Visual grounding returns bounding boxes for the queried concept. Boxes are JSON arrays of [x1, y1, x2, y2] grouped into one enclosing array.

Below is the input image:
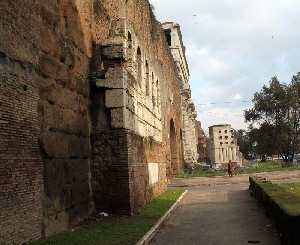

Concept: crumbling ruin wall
[[90, 5, 184, 213], [36, 0, 94, 238], [1, 0, 95, 243], [0, 0, 44, 244], [0, 0, 185, 243]]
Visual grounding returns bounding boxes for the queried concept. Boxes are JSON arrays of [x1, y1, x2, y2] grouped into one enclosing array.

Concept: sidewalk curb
[[136, 190, 189, 245]]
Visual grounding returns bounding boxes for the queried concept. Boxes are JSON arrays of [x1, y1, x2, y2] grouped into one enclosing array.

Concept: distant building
[[209, 124, 243, 167]]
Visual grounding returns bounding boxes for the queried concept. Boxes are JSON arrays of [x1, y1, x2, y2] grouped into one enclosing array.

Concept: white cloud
[[233, 94, 241, 100], [150, 0, 300, 130]]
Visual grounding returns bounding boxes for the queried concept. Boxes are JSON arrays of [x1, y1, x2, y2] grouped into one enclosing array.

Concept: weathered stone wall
[[90, 4, 184, 213], [162, 22, 200, 172], [0, 0, 186, 243], [1, 0, 94, 242], [37, 0, 94, 237], [0, 0, 43, 244]]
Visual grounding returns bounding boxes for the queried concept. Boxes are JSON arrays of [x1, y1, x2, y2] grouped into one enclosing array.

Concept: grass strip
[[137, 190, 185, 218], [31, 190, 185, 245], [31, 221, 155, 245], [175, 161, 300, 178]]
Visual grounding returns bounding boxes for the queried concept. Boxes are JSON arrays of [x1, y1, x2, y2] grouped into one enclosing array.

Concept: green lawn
[[274, 182, 300, 216], [175, 161, 300, 178], [31, 221, 155, 245], [31, 190, 185, 245]]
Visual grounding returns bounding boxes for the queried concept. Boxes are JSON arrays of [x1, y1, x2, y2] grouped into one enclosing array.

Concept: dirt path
[[150, 171, 300, 245]]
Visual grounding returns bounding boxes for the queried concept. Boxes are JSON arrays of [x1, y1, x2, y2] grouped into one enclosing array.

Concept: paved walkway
[[149, 170, 300, 245]]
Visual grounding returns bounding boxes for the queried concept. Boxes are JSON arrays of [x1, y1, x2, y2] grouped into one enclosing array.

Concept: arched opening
[[137, 47, 142, 86], [180, 129, 185, 171], [127, 31, 132, 41], [145, 61, 149, 95], [170, 119, 179, 174]]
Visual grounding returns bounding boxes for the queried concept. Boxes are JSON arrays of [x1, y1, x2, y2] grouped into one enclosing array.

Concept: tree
[[244, 74, 300, 163], [236, 129, 253, 160]]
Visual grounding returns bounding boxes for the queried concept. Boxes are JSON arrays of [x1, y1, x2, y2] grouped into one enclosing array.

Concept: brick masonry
[[0, 0, 197, 244], [0, 51, 43, 243]]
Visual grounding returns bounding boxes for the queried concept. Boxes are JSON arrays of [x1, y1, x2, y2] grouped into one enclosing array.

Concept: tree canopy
[[244, 73, 300, 162]]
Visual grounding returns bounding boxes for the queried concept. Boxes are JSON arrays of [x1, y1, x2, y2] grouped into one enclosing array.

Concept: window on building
[[225, 136, 228, 140], [137, 47, 142, 86], [224, 130, 228, 133], [164, 29, 171, 46], [127, 31, 132, 41], [219, 136, 222, 140], [146, 61, 149, 95]]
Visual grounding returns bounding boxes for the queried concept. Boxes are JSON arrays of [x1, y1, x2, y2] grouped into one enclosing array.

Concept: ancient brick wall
[[128, 133, 168, 214], [1, 0, 95, 243], [1, 0, 186, 243], [90, 1, 185, 213], [0, 0, 43, 244]]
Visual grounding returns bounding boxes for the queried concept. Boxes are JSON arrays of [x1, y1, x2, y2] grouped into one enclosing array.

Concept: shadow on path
[[150, 181, 283, 245]]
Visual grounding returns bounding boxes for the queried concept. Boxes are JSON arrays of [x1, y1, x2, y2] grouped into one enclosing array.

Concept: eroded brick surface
[[0, 0, 203, 244]]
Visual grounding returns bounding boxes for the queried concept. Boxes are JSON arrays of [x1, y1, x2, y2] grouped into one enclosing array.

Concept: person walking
[[228, 160, 234, 177]]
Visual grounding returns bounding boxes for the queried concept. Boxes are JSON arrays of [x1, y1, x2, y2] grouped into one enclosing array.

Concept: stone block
[[111, 107, 124, 128], [106, 89, 126, 108], [38, 54, 61, 79], [95, 67, 128, 89], [55, 87, 80, 111], [37, 101, 90, 137], [110, 18, 126, 35], [43, 159, 65, 197], [110, 107, 136, 130], [76, 95, 89, 115], [126, 94, 135, 112], [68, 137, 91, 158], [96, 77, 125, 89], [40, 24, 56, 55], [35, 76, 59, 104], [40, 132, 74, 159], [105, 67, 127, 79], [38, 54, 69, 81], [43, 210, 68, 237], [102, 45, 125, 60], [70, 75, 90, 97], [66, 20, 85, 53], [72, 47, 89, 76], [57, 36, 75, 69]]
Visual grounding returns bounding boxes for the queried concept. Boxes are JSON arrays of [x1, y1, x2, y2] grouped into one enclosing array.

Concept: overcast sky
[[149, 0, 300, 133]]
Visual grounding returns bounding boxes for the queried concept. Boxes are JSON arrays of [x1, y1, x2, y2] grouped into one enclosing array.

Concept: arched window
[[145, 61, 149, 95], [170, 119, 178, 171], [137, 47, 142, 86], [127, 31, 132, 41]]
